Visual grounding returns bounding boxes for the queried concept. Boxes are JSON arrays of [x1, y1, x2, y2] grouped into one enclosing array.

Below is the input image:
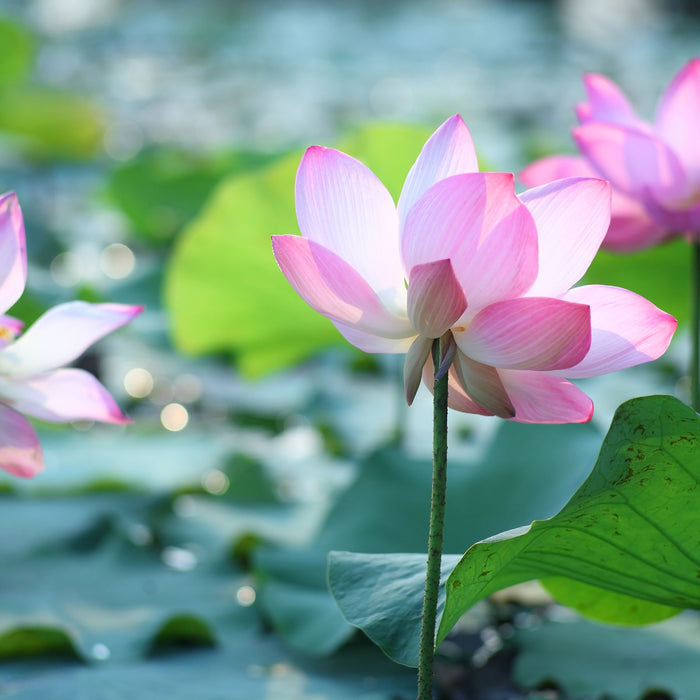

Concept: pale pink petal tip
[[500, 370, 594, 424], [0, 301, 145, 377], [557, 285, 677, 378], [397, 114, 478, 226], [578, 73, 640, 127], [0, 448, 44, 478], [520, 176, 611, 297], [106, 408, 132, 425], [93, 385, 132, 425], [0, 368, 131, 426], [0, 191, 28, 315], [83, 302, 145, 331], [655, 57, 700, 185], [294, 145, 402, 295], [113, 303, 145, 321]]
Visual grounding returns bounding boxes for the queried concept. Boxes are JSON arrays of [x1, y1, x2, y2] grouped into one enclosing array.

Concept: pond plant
[[2, 25, 700, 694], [271, 112, 694, 697], [0, 191, 142, 477], [522, 57, 700, 412]]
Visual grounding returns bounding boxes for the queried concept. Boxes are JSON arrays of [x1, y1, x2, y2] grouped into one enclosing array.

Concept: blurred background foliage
[[0, 1, 699, 698]]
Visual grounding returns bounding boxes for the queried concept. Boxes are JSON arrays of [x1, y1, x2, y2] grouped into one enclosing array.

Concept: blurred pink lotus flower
[[521, 58, 700, 251], [0, 192, 143, 477], [272, 115, 676, 424]]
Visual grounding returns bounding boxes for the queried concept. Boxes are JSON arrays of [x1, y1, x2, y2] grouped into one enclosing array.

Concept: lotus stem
[[417, 338, 449, 700]]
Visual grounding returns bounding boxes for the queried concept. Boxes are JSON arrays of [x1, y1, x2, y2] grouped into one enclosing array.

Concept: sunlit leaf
[[0, 87, 103, 159], [0, 18, 34, 88], [438, 395, 699, 641], [106, 148, 276, 245], [540, 577, 680, 626], [164, 150, 341, 376], [164, 123, 432, 377]]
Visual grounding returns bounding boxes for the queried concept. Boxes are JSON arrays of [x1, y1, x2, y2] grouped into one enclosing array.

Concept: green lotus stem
[[417, 338, 449, 700], [692, 239, 700, 413]]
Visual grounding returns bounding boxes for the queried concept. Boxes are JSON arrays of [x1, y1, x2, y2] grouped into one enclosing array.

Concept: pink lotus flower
[[272, 115, 676, 424], [0, 192, 143, 477], [521, 59, 700, 251]]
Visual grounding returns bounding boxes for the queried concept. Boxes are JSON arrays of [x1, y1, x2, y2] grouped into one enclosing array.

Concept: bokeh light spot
[[161, 403, 188, 431], [161, 546, 197, 572], [236, 585, 256, 607], [91, 643, 111, 661], [50, 251, 82, 287], [202, 469, 229, 495], [100, 243, 135, 279], [124, 368, 154, 398]]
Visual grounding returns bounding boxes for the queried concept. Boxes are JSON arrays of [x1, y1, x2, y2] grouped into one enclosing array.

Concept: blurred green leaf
[[0, 18, 34, 88], [0, 626, 80, 660], [254, 548, 353, 656], [164, 123, 432, 377], [0, 638, 415, 699], [222, 454, 280, 504], [148, 615, 216, 655], [0, 493, 146, 558], [0, 87, 103, 159], [583, 238, 689, 326], [0, 488, 414, 698], [106, 149, 276, 246], [0, 494, 252, 662], [514, 615, 700, 700], [164, 150, 340, 376], [255, 419, 601, 656]]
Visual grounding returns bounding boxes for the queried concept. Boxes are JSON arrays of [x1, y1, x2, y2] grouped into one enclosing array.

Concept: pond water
[[5, 0, 700, 160]]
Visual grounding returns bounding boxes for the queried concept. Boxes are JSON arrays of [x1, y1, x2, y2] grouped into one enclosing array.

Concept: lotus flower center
[[0, 325, 17, 345]]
